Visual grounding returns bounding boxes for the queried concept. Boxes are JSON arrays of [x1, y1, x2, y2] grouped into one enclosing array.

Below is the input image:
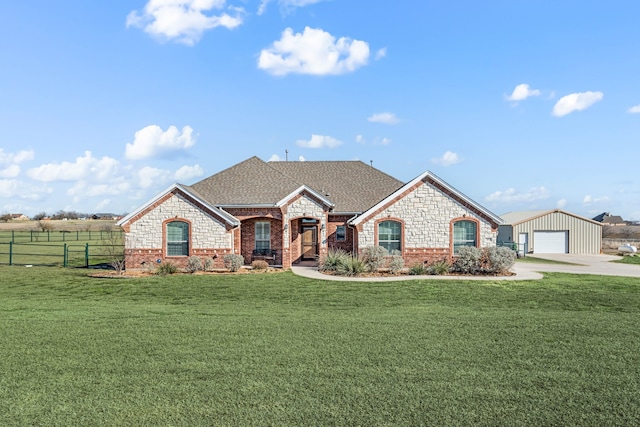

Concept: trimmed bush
[[223, 254, 245, 272], [203, 257, 214, 271], [388, 255, 405, 274], [155, 262, 178, 276], [360, 246, 388, 272], [485, 246, 516, 274], [251, 260, 269, 270], [453, 246, 482, 274], [185, 256, 203, 273], [319, 248, 350, 272]]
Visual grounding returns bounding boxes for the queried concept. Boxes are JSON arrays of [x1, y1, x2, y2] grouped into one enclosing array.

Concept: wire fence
[[0, 229, 123, 243], [0, 242, 124, 268]]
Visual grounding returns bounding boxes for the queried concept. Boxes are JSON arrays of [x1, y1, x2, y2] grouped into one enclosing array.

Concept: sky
[[2, 1, 640, 220]]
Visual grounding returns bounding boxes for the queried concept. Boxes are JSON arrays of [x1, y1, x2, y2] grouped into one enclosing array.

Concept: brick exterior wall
[[327, 215, 354, 253]]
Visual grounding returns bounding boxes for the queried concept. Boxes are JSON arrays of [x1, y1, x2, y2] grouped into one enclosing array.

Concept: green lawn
[[614, 255, 640, 265], [1, 268, 639, 426]]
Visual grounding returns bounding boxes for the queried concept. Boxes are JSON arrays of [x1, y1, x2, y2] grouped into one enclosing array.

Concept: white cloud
[[379, 137, 392, 146], [485, 187, 550, 203], [138, 166, 173, 189], [368, 112, 399, 125], [0, 165, 20, 178], [258, 0, 323, 15], [557, 199, 567, 209], [552, 91, 603, 117], [268, 154, 282, 161], [125, 125, 196, 160], [296, 134, 343, 149], [375, 48, 387, 60], [95, 199, 112, 211], [0, 179, 52, 200], [0, 149, 34, 165], [583, 194, 609, 205], [258, 27, 370, 76], [506, 83, 541, 102], [431, 151, 461, 166], [68, 181, 131, 198], [628, 105, 640, 113], [355, 135, 365, 144], [126, 0, 244, 46], [27, 151, 120, 182], [174, 164, 204, 181]]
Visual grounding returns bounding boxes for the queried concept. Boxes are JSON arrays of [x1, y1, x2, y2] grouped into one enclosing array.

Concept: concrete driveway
[[515, 254, 640, 278]]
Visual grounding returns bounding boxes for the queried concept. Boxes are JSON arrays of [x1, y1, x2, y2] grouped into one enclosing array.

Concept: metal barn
[[498, 209, 602, 254]]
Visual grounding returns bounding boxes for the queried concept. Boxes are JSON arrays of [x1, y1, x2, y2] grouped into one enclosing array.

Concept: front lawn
[[614, 255, 640, 265], [1, 267, 639, 426]]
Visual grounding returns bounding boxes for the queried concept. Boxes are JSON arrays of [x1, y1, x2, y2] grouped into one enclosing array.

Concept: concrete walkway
[[290, 254, 640, 282]]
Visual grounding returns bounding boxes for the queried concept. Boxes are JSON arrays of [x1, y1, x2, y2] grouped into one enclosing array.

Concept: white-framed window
[[453, 220, 477, 254], [336, 225, 346, 241], [255, 221, 270, 250], [378, 220, 401, 253], [166, 220, 189, 256]]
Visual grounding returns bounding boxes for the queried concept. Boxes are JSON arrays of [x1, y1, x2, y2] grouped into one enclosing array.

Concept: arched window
[[453, 220, 477, 254], [378, 220, 401, 253], [166, 221, 189, 256]]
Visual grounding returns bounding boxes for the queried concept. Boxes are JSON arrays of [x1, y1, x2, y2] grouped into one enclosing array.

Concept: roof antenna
[[370, 160, 373, 167], [285, 149, 288, 161]]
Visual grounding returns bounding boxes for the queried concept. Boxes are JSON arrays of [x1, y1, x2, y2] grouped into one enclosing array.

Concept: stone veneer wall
[[124, 193, 232, 268], [284, 193, 327, 247], [358, 180, 496, 262]]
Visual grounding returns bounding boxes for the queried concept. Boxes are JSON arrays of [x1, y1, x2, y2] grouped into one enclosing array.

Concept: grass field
[[1, 268, 639, 426]]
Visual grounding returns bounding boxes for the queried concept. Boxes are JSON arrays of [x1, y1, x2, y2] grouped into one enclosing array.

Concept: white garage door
[[533, 231, 568, 253]]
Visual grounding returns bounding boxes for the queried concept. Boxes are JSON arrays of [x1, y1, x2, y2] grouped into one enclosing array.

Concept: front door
[[301, 226, 318, 261]]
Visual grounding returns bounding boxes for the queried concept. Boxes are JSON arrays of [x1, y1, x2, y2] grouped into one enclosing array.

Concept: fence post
[[77, 230, 79, 241], [31, 230, 33, 242], [48, 231, 50, 242], [9, 241, 12, 266], [85, 243, 89, 268], [11, 230, 14, 243], [63, 243, 67, 268]]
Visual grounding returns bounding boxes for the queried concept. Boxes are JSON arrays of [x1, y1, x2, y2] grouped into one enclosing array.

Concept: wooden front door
[[301, 226, 318, 260]]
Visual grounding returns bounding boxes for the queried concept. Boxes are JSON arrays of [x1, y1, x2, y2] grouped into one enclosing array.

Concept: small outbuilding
[[498, 209, 602, 254]]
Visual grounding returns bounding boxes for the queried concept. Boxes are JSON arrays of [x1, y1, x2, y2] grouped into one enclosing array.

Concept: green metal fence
[[0, 242, 124, 268], [0, 230, 123, 243]]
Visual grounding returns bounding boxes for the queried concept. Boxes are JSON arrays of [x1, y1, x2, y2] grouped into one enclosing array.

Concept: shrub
[[155, 262, 178, 276], [429, 259, 451, 275], [319, 248, 350, 272], [409, 263, 428, 275], [485, 246, 516, 274], [203, 257, 214, 271], [185, 256, 203, 273], [388, 255, 405, 274], [223, 254, 245, 272], [360, 246, 388, 272], [453, 246, 482, 274], [251, 260, 269, 270], [336, 255, 366, 276]]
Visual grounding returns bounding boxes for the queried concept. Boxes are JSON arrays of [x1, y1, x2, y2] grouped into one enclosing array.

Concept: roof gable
[[117, 183, 240, 228], [350, 170, 503, 226], [500, 209, 602, 226]]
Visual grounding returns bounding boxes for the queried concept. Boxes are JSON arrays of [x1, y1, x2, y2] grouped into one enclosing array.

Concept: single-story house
[[592, 212, 627, 226], [117, 156, 503, 269], [498, 209, 602, 254], [10, 214, 29, 221]]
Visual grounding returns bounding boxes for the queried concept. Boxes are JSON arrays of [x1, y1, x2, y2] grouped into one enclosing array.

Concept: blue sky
[[2, 1, 640, 220]]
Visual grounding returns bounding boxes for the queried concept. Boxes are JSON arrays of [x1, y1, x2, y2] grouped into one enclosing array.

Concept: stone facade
[[124, 192, 233, 269], [356, 179, 496, 264]]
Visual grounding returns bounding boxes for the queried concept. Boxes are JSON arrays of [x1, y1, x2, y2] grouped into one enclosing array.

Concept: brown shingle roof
[[187, 156, 403, 213], [188, 156, 301, 206], [268, 160, 403, 213]]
